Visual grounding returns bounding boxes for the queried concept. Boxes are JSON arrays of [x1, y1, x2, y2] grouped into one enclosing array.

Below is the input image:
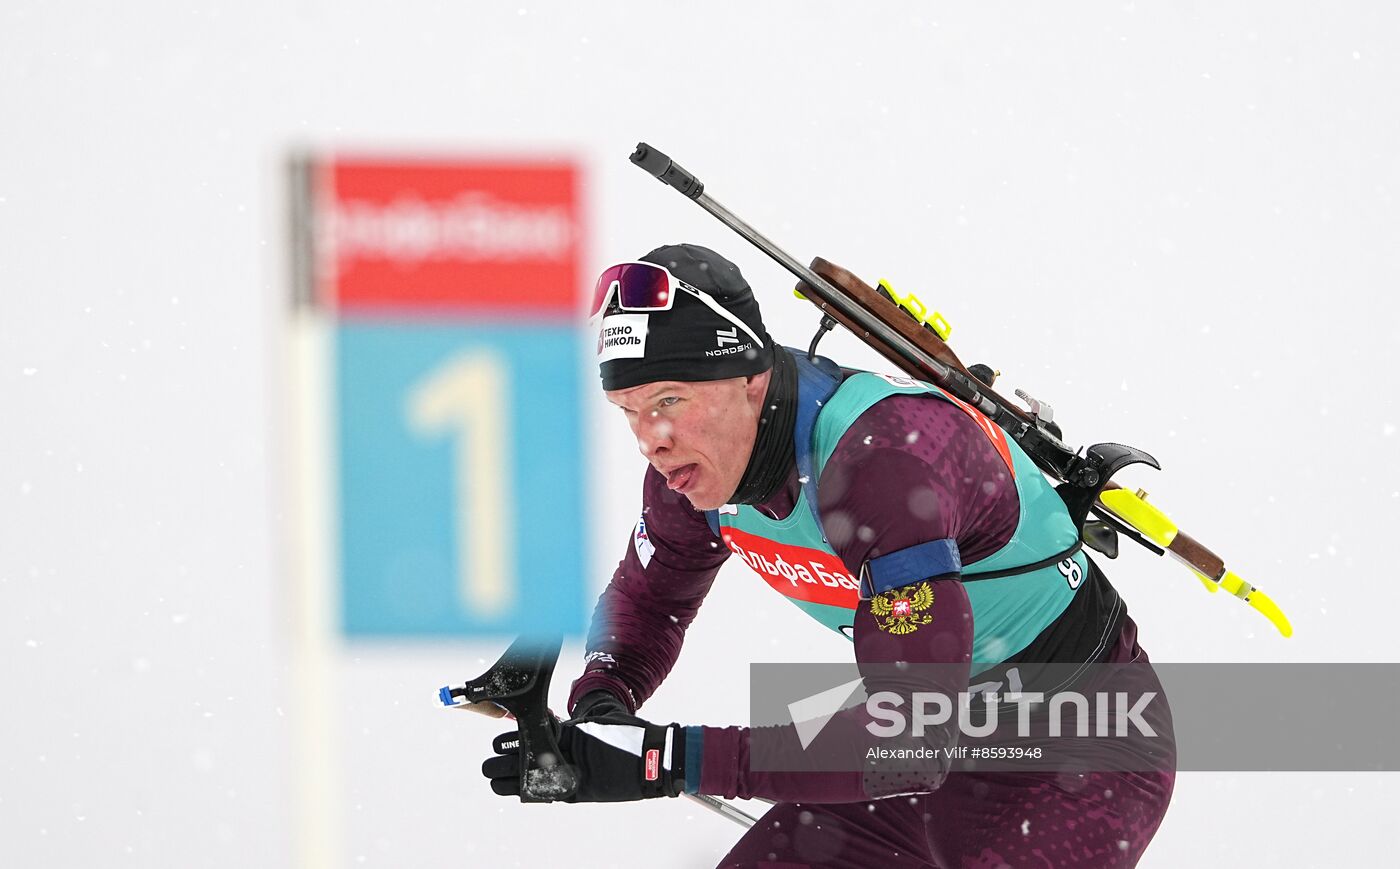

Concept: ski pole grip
[[631, 142, 705, 199]]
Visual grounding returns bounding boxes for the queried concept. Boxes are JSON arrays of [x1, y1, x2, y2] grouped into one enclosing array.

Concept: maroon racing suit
[[571, 392, 1175, 867]]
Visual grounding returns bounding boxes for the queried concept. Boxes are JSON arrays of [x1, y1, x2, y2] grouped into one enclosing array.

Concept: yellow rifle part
[[794, 278, 951, 341], [1096, 488, 1293, 638], [877, 279, 952, 341]]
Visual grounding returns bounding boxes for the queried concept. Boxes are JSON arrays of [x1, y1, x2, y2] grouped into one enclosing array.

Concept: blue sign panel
[[336, 321, 587, 636]]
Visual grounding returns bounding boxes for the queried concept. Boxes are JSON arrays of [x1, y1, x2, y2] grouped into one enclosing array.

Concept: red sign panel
[[317, 158, 581, 315]]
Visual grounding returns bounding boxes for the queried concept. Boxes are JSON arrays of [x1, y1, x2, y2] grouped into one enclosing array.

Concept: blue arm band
[[860, 538, 962, 598], [683, 726, 703, 794]]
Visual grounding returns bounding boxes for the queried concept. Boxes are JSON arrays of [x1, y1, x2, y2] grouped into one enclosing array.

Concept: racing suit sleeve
[[568, 465, 730, 714]]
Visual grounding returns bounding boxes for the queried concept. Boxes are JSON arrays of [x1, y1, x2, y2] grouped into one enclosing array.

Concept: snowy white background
[[3, 1, 1398, 866]]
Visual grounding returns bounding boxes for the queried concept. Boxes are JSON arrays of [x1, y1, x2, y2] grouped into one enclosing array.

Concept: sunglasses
[[591, 261, 765, 350]]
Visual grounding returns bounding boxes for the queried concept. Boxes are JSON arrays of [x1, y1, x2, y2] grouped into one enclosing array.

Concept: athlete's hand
[[482, 708, 689, 803], [570, 689, 630, 721]]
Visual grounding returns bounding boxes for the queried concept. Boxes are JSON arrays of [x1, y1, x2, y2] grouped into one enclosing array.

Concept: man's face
[[605, 372, 771, 511]]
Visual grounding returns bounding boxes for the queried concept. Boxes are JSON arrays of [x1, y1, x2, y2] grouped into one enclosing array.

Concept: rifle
[[628, 142, 1291, 638]]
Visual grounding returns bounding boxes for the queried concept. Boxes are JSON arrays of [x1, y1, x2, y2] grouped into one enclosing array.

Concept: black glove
[[482, 708, 689, 802], [570, 689, 630, 721]]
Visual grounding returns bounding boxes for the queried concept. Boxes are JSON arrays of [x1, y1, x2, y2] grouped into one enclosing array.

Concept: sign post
[[286, 154, 588, 866]]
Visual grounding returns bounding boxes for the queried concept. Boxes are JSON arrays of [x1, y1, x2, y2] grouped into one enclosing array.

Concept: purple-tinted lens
[[590, 264, 624, 316], [591, 262, 672, 316]]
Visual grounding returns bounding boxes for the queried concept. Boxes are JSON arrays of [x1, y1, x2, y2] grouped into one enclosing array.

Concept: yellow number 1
[[408, 351, 515, 619]]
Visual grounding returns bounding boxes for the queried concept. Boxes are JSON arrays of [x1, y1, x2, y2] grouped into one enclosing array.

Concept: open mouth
[[665, 463, 699, 494]]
